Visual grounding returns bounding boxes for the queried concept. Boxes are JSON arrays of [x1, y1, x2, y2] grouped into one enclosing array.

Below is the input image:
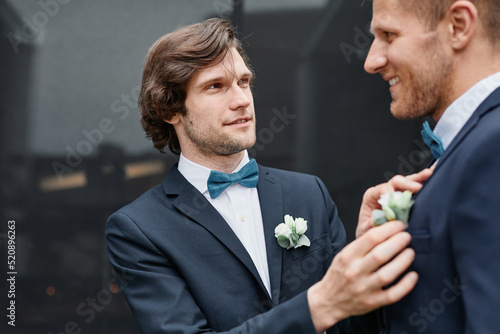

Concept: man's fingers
[[342, 221, 407, 259], [368, 247, 415, 288], [388, 175, 422, 193], [389, 168, 433, 193], [371, 271, 419, 308], [360, 230, 412, 273], [362, 184, 391, 204], [406, 167, 434, 182], [355, 217, 375, 239]]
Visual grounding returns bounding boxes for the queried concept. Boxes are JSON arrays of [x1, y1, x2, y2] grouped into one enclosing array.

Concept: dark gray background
[[0, 0, 430, 333]]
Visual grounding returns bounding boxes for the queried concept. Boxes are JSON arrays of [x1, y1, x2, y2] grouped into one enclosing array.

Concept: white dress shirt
[[177, 151, 271, 297], [434, 71, 500, 150]]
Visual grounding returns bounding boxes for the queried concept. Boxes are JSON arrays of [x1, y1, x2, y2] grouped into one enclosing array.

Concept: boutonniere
[[372, 190, 414, 227], [274, 214, 311, 249]]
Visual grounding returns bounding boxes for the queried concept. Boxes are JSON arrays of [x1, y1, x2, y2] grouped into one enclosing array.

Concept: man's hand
[[308, 221, 417, 333], [357, 167, 434, 238]]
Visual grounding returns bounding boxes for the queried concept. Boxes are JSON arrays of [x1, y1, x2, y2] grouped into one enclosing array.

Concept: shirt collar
[[434, 71, 500, 150], [177, 150, 251, 195]]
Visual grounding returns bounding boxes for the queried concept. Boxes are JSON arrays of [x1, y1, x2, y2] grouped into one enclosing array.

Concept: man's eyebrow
[[369, 24, 389, 37], [198, 75, 226, 86], [196, 71, 253, 89], [196, 76, 226, 89]]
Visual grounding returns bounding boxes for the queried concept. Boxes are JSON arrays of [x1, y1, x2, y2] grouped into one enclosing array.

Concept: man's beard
[[182, 116, 256, 157], [391, 46, 455, 120]]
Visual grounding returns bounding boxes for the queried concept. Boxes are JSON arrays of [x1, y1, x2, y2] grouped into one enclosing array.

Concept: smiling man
[[361, 0, 500, 332], [106, 18, 430, 333]]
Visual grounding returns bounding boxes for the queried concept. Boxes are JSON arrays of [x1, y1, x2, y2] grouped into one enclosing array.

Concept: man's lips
[[385, 76, 400, 95], [225, 117, 252, 126], [382, 75, 401, 98], [388, 76, 400, 86]]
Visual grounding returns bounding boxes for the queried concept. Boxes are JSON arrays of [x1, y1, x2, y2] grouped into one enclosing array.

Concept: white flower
[[294, 217, 308, 235], [372, 190, 414, 227], [275, 215, 310, 249], [274, 223, 292, 238], [283, 214, 295, 228]]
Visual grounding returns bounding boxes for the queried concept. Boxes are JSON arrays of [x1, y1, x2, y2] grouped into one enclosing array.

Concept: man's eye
[[239, 78, 250, 86], [384, 31, 395, 40], [208, 83, 222, 89]]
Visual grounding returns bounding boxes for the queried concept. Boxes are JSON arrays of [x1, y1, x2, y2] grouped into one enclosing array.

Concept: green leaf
[[277, 235, 292, 249], [372, 209, 388, 226], [393, 207, 410, 227], [297, 234, 311, 248]]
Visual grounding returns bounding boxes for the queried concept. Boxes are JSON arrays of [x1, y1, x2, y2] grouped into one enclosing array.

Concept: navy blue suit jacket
[[106, 164, 347, 333], [374, 87, 500, 333]]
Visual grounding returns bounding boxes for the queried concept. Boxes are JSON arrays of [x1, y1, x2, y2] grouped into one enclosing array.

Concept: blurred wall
[[0, 0, 431, 333]]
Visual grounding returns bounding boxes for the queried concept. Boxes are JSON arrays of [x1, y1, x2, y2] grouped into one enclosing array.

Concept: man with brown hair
[[360, 0, 500, 332], [106, 18, 429, 333]]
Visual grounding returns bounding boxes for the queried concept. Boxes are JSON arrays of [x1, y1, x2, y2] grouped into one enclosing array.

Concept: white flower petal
[[378, 193, 390, 207], [295, 217, 308, 235], [284, 214, 295, 229], [274, 223, 292, 237], [372, 209, 388, 226]]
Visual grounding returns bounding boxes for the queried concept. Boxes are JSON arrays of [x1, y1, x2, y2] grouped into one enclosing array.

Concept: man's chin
[[237, 135, 256, 151], [218, 139, 256, 157], [390, 109, 409, 120], [390, 104, 407, 120], [390, 102, 423, 121]]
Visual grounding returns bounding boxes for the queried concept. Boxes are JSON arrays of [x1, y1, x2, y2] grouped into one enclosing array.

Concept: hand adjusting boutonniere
[[274, 214, 311, 249], [372, 190, 414, 227]]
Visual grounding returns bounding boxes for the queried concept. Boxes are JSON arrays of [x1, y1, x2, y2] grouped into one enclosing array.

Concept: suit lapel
[[257, 166, 284, 306], [414, 87, 500, 205], [162, 165, 270, 299], [436, 87, 500, 168]]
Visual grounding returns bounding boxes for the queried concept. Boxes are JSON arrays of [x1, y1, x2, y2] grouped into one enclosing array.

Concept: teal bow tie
[[207, 159, 259, 199], [421, 121, 445, 160]]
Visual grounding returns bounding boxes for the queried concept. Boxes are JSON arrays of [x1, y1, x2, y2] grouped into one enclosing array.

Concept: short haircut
[[401, 0, 500, 47], [139, 18, 252, 154]]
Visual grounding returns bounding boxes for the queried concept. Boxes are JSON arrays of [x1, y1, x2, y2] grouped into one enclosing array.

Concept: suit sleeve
[[313, 176, 359, 334], [449, 126, 500, 332], [312, 176, 380, 334], [106, 211, 319, 334], [314, 176, 347, 257]]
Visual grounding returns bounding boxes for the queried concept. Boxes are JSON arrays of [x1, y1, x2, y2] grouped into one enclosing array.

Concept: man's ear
[[159, 112, 181, 125], [446, 0, 478, 50]]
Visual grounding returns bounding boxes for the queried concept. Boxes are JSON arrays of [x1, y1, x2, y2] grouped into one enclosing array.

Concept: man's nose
[[229, 84, 251, 110], [364, 40, 387, 74]]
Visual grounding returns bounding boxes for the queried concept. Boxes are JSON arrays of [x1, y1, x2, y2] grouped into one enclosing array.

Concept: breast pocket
[[409, 230, 432, 253], [281, 233, 334, 294], [290, 233, 332, 261]]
